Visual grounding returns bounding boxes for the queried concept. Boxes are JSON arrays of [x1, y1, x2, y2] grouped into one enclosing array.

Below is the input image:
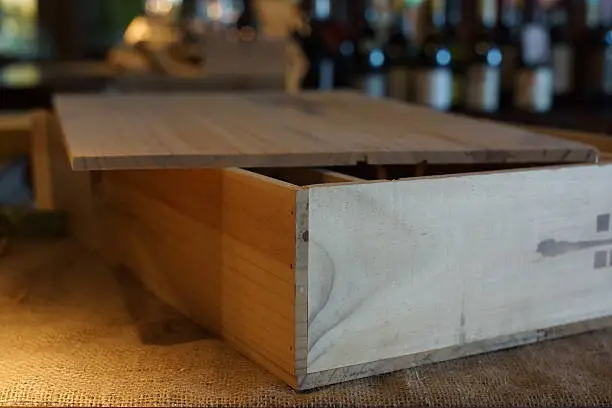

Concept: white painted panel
[[307, 164, 612, 373]]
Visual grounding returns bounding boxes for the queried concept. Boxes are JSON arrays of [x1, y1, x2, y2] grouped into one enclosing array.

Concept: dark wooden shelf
[[2, 61, 612, 138]]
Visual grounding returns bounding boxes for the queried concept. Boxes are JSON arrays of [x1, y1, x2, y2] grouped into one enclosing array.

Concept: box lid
[[53, 91, 598, 171]]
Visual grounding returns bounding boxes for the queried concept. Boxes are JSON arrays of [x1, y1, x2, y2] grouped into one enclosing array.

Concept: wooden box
[[45, 91, 612, 391]]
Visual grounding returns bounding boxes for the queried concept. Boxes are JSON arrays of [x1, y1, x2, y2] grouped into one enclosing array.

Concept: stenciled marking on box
[[537, 213, 612, 269]]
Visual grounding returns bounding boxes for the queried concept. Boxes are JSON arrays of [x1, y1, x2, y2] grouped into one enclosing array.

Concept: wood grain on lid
[[53, 91, 598, 171]]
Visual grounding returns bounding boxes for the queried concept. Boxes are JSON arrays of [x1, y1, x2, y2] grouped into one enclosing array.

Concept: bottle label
[[465, 65, 500, 112], [361, 74, 387, 99], [521, 23, 551, 64], [388, 67, 413, 101], [415, 68, 453, 111], [552, 43, 574, 95], [501, 45, 517, 93], [514, 67, 554, 112], [319, 58, 335, 90]]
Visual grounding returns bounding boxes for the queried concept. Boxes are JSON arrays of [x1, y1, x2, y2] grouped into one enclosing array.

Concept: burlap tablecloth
[[1, 240, 612, 407]]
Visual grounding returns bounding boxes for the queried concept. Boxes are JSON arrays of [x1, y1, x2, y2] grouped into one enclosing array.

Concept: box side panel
[[96, 168, 299, 387], [306, 164, 612, 378]]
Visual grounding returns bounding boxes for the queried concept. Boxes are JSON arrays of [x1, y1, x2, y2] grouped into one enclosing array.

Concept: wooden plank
[[0, 113, 31, 133], [30, 111, 55, 210], [250, 167, 365, 186], [0, 113, 30, 161], [303, 163, 612, 382], [53, 92, 597, 171], [95, 167, 300, 387], [521, 125, 612, 154]]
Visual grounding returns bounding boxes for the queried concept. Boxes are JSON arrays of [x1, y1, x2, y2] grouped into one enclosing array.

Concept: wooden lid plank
[[53, 91, 598, 171]]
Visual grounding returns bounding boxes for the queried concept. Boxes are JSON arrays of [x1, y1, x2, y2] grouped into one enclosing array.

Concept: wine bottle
[[236, 0, 257, 41], [549, 0, 575, 107], [329, 1, 355, 89], [464, 0, 503, 113], [497, 0, 522, 109], [385, 5, 419, 101], [354, 2, 388, 98], [446, 0, 465, 110], [580, 0, 600, 105], [584, 0, 612, 108], [513, 0, 554, 113], [415, 0, 454, 111], [311, 0, 335, 90], [318, 40, 336, 90]]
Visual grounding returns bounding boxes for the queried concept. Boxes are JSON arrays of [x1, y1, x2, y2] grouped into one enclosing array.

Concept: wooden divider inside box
[[0, 113, 68, 240], [0, 113, 45, 208], [45, 92, 612, 391]]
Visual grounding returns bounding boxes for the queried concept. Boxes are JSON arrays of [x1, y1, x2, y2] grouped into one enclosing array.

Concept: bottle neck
[[500, 0, 521, 29], [392, 13, 408, 37], [358, 0, 376, 34], [427, 0, 447, 29], [523, 0, 547, 25], [404, 11, 418, 41], [237, 0, 256, 27], [446, 0, 461, 29], [549, 4, 568, 29]]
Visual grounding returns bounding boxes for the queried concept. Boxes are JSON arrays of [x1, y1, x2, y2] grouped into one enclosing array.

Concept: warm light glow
[[0, 0, 36, 15], [0, 63, 40, 86], [207, 2, 223, 20], [145, 0, 179, 15], [123, 16, 152, 45], [203, 0, 244, 24], [121, 13, 180, 49]]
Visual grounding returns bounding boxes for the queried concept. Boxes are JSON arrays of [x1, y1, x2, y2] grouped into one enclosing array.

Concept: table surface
[[53, 91, 597, 171], [1, 239, 612, 408]]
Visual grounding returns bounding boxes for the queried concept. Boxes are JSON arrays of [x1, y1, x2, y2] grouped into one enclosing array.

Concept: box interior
[[246, 161, 565, 187]]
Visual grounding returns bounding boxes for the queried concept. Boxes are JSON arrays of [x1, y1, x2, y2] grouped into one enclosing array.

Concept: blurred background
[[1, 0, 612, 133]]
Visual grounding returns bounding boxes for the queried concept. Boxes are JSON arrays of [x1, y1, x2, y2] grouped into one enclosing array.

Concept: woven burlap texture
[[1, 240, 612, 408]]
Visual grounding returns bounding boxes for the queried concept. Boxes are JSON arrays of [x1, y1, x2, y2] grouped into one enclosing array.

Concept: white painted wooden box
[[46, 91, 612, 391]]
